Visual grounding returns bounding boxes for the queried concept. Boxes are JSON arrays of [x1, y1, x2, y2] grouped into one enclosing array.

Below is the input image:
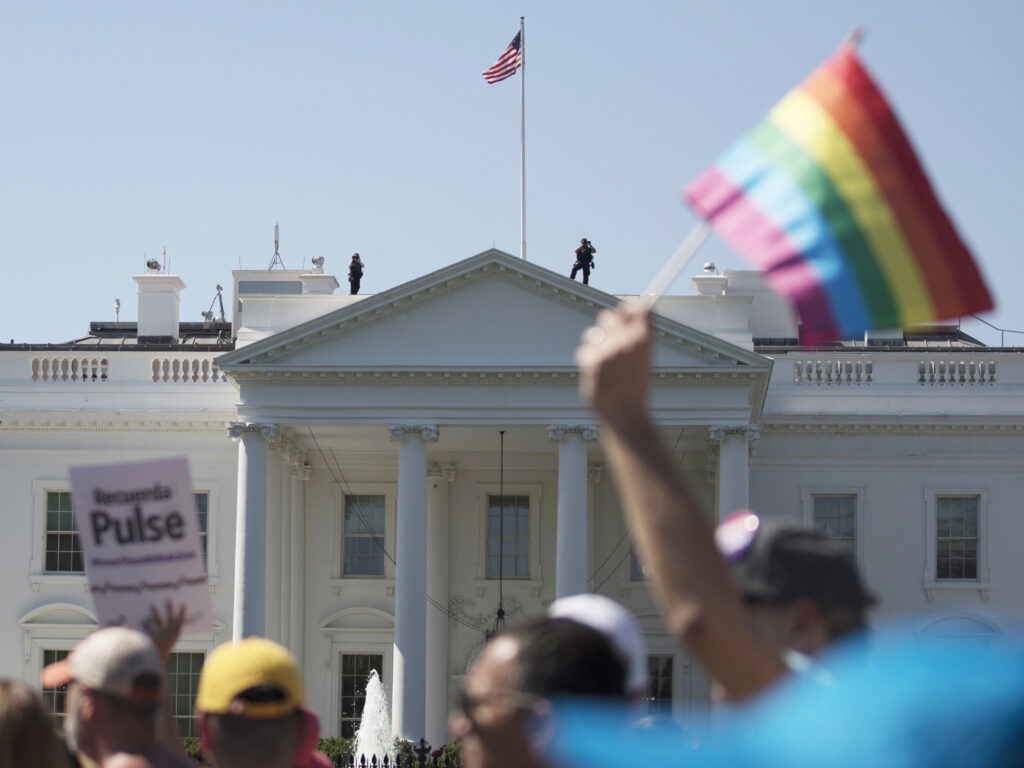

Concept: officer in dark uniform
[[348, 253, 364, 295], [570, 238, 596, 285]]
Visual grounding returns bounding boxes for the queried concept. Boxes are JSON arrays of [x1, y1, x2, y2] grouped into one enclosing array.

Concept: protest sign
[[68, 456, 212, 631]]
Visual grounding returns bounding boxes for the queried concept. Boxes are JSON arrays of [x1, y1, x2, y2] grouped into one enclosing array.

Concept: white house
[[2, 248, 1021, 746]]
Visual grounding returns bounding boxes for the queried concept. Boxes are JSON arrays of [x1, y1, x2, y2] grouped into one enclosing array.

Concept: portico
[[215, 249, 770, 744]]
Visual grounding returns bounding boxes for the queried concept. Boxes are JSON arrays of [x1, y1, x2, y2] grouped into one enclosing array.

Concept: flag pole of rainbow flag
[[684, 42, 993, 345]]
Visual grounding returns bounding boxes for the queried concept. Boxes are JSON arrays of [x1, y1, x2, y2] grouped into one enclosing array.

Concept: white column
[[265, 443, 284, 643], [549, 425, 599, 599], [426, 463, 455, 749], [388, 424, 438, 741], [708, 426, 759, 522], [228, 422, 278, 641], [278, 453, 291, 649], [289, 457, 310, 666], [275, 441, 302, 649]]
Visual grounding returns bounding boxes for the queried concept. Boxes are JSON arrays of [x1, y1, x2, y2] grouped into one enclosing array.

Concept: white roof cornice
[[762, 421, 1024, 437], [217, 249, 770, 373]]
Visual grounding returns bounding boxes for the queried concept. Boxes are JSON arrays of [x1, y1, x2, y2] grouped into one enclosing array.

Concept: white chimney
[[134, 272, 186, 340]]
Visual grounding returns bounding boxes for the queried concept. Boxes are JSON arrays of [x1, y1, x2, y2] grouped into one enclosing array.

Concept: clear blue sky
[[4, 1, 1021, 344]]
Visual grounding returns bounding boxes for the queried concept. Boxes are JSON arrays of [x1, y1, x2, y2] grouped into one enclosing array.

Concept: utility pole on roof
[[268, 222, 286, 270]]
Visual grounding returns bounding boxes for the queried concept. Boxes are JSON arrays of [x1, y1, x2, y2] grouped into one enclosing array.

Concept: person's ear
[[198, 713, 214, 751], [448, 707, 472, 739], [79, 688, 98, 722], [526, 699, 555, 757], [787, 599, 828, 654], [293, 708, 320, 765]]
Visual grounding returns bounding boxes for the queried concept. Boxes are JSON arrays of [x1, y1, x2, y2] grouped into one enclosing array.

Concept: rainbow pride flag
[[684, 44, 993, 344]]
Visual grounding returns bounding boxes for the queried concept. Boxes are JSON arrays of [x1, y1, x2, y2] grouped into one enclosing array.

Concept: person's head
[[40, 627, 164, 758], [0, 678, 69, 768], [450, 616, 628, 768], [716, 510, 876, 656], [196, 637, 325, 768], [547, 594, 647, 702]]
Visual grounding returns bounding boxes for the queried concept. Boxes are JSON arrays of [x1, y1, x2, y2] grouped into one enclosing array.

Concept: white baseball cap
[[41, 627, 163, 702], [548, 594, 647, 696]]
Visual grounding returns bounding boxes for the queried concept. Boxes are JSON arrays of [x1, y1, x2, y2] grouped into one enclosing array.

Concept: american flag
[[482, 32, 522, 84]]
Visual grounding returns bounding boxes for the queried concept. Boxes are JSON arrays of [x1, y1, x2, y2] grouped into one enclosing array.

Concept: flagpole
[[640, 221, 713, 305], [519, 16, 526, 261]]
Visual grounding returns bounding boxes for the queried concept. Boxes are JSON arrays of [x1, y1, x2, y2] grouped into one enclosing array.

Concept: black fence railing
[[327, 738, 460, 768], [183, 736, 461, 767], [338, 755, 459, 768]]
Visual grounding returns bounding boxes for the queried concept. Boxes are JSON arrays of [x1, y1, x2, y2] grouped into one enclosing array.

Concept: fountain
[[353, 670, 394, 766]]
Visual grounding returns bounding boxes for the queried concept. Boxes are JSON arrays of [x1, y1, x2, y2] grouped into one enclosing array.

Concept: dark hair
[[500, 617, 628, 700], [725, 517, 875, 639], [204, 710, 303, 766], [0, 679, 70, 768]]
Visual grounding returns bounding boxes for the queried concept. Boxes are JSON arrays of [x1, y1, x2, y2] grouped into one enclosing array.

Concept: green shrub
[[318, 736, 355, 764], [430, 740, 461, 767], [394, 737, 416, 764], [395, 737, 461, 767], [181, 735, 206, 764]]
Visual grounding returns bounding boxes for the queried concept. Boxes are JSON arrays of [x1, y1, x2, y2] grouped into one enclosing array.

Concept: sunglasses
[[455, 688, 543, 727]]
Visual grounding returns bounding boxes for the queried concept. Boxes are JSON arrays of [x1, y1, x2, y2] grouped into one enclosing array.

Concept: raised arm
[[143, 601, 191, 757], [576, 301, 785, 700]]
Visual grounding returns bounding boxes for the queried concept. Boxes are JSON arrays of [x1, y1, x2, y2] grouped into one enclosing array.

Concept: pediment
[[19, 603, 97, 628], [917, 614, 999, 636], [320, 607, 394, 631], [217, 250, 769, 377]]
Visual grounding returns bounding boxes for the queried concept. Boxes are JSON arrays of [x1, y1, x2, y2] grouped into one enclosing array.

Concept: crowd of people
[[1, 612, 333, 767], [2, 300, 1021, 767]]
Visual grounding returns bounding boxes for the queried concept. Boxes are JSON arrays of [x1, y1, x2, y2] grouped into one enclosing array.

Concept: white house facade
[[2, 248, 1022, 746]]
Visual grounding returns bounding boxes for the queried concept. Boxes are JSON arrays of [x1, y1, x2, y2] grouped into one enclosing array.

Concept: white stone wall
[[3, 250, 1024, 741]]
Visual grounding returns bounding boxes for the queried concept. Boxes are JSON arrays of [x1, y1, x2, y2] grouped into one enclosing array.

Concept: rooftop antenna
[[162, 245, 169, 273], [201, 284, 226, 325], [268, 222, 285, 270], [114, 298, 120, 322], [487, 430, 507, 640]]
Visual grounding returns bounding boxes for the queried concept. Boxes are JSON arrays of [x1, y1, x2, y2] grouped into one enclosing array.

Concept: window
[[475, 484, 542, 585], [802, 487, 864, 566], [42, 648, 205, 735], [43, 491, 210, 576], [343, 495, 386, 577], [645, 655, 673, 716], [194, 492, 209, 568], [45, 492, 83, 573], [486, 494, 530, 579], [338, 653, 384, 738], [936, 496, 979, 580], [41, 649, 71, 725], [812, 494, 857, 556], [629, 547, 647, 581], [331, 487, 396, 584], [166, 652, 205, 737], [924, 487, 989, 600]]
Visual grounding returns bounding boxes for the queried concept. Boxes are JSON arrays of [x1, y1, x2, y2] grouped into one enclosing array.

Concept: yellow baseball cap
[[196, 637, 304, 719]]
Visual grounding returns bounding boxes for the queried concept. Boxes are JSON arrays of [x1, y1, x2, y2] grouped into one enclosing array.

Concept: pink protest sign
[[69, 456, 212, 631]]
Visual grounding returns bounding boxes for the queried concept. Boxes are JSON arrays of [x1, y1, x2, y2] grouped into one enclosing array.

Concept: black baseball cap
[[715, 510, 876, 611]]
